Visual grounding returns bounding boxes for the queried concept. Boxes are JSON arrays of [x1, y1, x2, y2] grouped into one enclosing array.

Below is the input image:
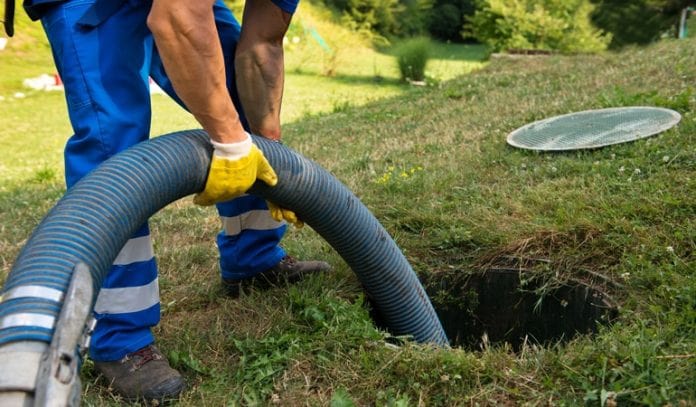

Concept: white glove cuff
[[211, 133, 253, 160]]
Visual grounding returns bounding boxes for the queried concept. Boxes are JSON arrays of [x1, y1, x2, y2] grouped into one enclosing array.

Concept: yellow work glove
[[194, 134, 277, 206], [267, 201, 304, 228]]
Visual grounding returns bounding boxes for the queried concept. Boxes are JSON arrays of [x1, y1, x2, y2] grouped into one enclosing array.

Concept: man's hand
[[267, 201, 304, 228], [194, 134, 277, 206]]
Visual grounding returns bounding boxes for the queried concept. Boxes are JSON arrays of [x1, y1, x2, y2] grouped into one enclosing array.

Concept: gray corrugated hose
[[0, 130, 448, 402]]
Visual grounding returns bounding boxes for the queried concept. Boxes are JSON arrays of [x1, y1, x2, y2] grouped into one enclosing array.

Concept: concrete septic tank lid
[[507, 107, 681, 151]]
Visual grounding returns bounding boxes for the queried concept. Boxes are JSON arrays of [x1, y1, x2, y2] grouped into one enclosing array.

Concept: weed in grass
[[169, 348, 209, 376], [432, 225, 476, 251], [286, 286, 383, 343], [331, 99, 352, 113], [373, 164, 423, 186], [598, 86, 695, 112], [32, 167, 57, 183], [231, 333, 301, 403], [217, 286, 385, 405], [330, 388, 357, 406]]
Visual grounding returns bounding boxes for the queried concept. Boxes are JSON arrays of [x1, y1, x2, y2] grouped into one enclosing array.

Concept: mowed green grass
[[1, 7, 695, 407]]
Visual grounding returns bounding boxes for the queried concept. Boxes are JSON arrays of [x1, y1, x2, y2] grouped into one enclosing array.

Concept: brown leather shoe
[[223, 255, 331, 298], [94, 344, 185, 401]]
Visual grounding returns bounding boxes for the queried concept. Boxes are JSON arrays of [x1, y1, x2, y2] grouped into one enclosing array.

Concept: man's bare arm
[[148, 0, 247, 144], [235, 0, 292, 140]]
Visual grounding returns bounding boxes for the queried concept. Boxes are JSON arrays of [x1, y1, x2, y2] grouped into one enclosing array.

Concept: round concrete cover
[[507, 106, 681, 151]]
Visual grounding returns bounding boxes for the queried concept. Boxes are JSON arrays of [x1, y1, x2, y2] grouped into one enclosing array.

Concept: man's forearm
[[235, 0, 292, 140], [148, 0, 247, 144], [235, 42, 285, 140]]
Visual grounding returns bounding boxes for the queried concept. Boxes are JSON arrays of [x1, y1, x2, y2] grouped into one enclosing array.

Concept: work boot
[[94, 344, 185, 402], [223, 255, 331, 298]]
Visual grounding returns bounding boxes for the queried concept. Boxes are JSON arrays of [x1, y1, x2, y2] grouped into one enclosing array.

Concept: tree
[[591, 0, 696, 48], [429, 0, 476, 42], [467, 0, 611, 53]]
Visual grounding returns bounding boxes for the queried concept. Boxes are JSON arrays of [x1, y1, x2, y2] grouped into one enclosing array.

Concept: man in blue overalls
[[22, 0, 330, 400]]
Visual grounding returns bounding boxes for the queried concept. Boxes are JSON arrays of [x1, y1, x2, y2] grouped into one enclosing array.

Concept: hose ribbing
[[0, 130, 448, 346]]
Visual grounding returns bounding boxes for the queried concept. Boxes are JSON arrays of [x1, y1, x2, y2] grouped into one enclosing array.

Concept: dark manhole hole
[[421, 268, 619, 349]]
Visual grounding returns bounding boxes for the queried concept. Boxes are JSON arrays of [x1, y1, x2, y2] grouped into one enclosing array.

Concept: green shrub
[[590, 0, 692, 48], [393, 36, 432, 81], [466, 0, 612, 53]]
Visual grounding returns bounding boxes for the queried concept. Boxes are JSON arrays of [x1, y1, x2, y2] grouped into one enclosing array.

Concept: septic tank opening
[[369, 268, 618, 350], [423, 268, 618, 350]]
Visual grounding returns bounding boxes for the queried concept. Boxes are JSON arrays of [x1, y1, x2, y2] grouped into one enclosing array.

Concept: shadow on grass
[[289, 68, 405, 87], [378, 42, 490, 62]]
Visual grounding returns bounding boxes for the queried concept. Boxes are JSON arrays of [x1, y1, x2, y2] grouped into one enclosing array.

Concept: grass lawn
[[1, 5, 695, 407]]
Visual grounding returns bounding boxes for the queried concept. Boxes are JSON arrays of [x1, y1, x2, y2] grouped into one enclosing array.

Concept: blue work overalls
[[25, 0, 296, 362]]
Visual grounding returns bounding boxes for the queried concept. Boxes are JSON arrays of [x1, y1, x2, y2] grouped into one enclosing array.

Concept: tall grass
[[392, 36, 432, 82]]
